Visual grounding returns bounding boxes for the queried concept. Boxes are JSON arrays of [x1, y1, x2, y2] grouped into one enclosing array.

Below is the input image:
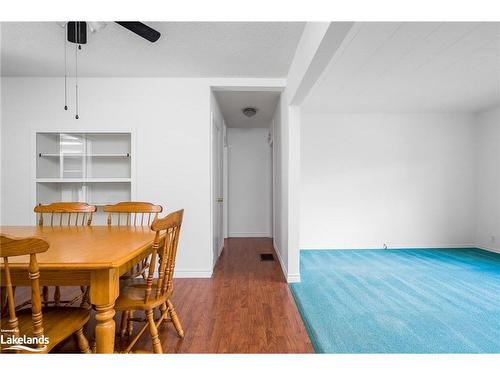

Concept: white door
[[211, 112, 224, 265]]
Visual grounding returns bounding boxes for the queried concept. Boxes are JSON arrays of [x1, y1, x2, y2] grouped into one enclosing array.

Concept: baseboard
[[476, 245, 500, 254], [287, 273, 301, 283], [173, 269, 213, 278], [301, 244, 477, 251], [273, 242, 301, 283], [229, 232, 272, 238], [273, 242, 288, 279]]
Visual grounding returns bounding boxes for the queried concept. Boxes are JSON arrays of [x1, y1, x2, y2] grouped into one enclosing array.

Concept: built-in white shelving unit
[[35, 132, 134, 224]]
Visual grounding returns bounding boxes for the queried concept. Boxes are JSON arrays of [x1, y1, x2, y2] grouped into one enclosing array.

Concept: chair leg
[[127, 310, 134, 336], [1, 286, 11, 314], [146, 309, 162, 354], [119, 311, 129, 338], [80, 286, 90, 308], [42, 286, 49, 307], [159, 303, 167, 324], [0, 287, 7, 317], [167, 299, 184, 338], [54, 286, 61, 306], [0, 287, 4, 315], [74, 327, 92, 353]]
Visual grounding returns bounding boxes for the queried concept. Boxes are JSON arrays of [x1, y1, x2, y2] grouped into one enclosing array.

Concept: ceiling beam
[[287, 22, 354, 105]]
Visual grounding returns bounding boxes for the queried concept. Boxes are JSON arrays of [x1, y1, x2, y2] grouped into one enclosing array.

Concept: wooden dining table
[[0, 225, 159, 353]]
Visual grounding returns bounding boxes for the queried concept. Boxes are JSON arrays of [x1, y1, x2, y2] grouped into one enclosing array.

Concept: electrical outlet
[[491, 235, 496, 244]]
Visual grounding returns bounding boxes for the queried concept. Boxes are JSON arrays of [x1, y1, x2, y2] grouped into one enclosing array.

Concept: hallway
[[136, 237, 313, 353]]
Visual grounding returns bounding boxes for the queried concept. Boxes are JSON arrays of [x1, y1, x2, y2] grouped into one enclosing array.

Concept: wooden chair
[[115, 209, 184, 354], [0, 234, 91, 353], [34, 202, 97, 307], [103, 202, 163, 337]]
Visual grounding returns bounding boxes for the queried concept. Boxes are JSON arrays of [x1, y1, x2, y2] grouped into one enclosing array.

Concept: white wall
[[476, 106, 500, 252], [1, 76, 286, 277], [300, 113, 478, 250], [1, 77, 213, 276], [227, 127, 272, 237]]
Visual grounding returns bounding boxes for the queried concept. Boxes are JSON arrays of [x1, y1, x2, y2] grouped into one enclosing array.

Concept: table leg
[[91, 268, 119, 354], [94, 303, 116, 353]]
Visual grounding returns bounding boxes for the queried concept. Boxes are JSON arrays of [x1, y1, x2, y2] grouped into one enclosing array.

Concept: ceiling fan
[[61, 21, 161, 119], [65, 21, 161, 44]]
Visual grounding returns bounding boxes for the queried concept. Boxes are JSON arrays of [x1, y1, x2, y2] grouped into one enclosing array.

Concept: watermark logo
[[1, 329, 49, 352]]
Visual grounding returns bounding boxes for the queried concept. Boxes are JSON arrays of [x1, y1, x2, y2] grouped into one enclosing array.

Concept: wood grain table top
[[0, 226, 158, 270]]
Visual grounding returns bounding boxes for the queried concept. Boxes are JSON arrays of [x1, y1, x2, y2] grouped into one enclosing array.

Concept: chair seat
[[0, 307, 90, 353], [115, 279, 172, 311]]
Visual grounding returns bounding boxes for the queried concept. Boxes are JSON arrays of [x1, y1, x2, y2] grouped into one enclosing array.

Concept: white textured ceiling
[[214, 90, 280, 128], [1, 22, 304, 77], [303, 22, 500, 113]]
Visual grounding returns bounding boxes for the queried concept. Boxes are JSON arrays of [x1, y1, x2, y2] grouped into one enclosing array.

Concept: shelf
[[39, 153, 130, 158], [36, 178, 131, 183], [36, 132, 133, 208]]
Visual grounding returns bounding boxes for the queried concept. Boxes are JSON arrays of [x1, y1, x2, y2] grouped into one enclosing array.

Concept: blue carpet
[[290, 248, 500, 353]]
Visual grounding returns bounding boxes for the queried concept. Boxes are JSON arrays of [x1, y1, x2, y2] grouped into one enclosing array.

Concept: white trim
[[287, 105, 301, 283], [211, 85, 285, 92], [222, 120, 228, 240], [477, 245, 500, 254], [209, 108, 215, 269], [130, 129, 137, 204], [300, 244, 478, 250], [30, 130, 37, 225], [228, 232, 272, 238], [218, 243, 224, 257], [274, 241, 299, 283], [273, 241, 288, 279], [173, 269, 213, 278], [287, 273, 301, 283]]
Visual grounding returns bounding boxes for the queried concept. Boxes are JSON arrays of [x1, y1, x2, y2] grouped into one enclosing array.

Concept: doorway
[[210, 88, 281, 266]]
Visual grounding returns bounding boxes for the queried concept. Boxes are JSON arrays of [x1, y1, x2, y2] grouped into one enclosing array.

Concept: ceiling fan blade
[[115, 22, 161, 42]]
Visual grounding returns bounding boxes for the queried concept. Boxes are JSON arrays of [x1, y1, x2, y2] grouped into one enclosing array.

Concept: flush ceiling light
[[242, 107, 258, 117]]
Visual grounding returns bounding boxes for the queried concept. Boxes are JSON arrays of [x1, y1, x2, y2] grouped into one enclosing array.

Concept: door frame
[[210, 109, 224, 268]]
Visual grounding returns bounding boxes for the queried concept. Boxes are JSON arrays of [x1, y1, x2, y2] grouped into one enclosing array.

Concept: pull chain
[[75, 22, 79, 120], [64, 23, 68, 111]]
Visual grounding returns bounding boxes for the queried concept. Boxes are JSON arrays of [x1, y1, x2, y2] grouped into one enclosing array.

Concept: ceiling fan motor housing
[[67, 22, 87, 44]]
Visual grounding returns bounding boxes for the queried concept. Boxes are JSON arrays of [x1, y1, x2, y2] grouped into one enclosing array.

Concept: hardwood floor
[[9, 238, 314, 353]]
